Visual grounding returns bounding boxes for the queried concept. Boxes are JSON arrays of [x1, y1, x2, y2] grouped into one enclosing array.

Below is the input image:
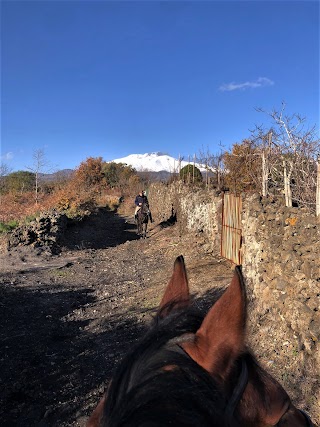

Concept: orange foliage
[[0, 156, 143, 225], [223, 140, 261, 193], [0, 192, 56, 224], [73, 157, 105, 189]]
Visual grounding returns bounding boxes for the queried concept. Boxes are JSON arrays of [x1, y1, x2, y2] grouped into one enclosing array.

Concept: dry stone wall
[[241, 194, 320, 357], [149, 184, 319, 348], [148, 182, 222, 253], [149, 183, 320, 420], [241, 194, 320, 420]]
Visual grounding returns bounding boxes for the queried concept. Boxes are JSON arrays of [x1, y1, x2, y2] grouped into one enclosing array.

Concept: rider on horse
[[134, 190, 153, 222]]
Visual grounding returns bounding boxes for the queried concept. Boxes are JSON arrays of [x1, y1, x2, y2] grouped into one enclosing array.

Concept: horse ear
[[183, 266, 246, 379], [158, 255, 190, 317], [87, 394, 106, 427]]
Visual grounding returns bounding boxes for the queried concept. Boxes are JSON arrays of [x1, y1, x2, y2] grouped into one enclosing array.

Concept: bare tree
[[0, 163, 12, 203], [0, 163, 11, 182], [198, 143, 226, 190], [26, 149, 52, 204], [252, 103, 320, 210]]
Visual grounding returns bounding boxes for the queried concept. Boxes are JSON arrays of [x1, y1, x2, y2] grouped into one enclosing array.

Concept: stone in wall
[[242, 194, 319, 420], [148, 182, 221, 253]]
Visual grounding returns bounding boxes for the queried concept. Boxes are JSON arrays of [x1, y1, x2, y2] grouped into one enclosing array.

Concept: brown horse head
[[88, 256, 315, 427]]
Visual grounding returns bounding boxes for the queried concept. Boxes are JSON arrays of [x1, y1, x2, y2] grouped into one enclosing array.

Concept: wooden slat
[[221, 194, 242, 265]]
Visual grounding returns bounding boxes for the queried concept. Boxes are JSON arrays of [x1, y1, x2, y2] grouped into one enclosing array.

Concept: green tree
[[103, 162, 120, 187], [179, 164, 203, 184], [103, 162, 138, 188], [4, 171, 36, 194]]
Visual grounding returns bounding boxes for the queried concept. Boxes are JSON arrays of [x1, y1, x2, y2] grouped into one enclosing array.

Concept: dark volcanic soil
[[0, 209, 233, 426], [1, 208, 319, 426]]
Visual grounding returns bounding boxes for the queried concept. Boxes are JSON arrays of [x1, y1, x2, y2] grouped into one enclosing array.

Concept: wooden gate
[[221, 193, 242, 265]]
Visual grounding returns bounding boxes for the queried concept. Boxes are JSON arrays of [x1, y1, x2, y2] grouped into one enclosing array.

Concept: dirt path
[[0, 209, 233, 426]]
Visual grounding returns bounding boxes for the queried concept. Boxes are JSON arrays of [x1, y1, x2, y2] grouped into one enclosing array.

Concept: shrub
[[0, 220, 19, 233], [180, 164, 203, 184]]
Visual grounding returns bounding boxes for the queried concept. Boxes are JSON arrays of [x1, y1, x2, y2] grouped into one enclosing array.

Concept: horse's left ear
[[183, 266, 246, 380], [158, 255, 190, 317]]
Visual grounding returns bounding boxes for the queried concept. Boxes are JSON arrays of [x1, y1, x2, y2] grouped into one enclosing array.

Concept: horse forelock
[[101, 307, 230, 426], [96, 304, 282, 427], [108, 306, 204, 388]]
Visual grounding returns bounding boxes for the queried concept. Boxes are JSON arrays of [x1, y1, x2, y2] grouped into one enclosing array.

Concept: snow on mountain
[[111, 152, 207, 172]]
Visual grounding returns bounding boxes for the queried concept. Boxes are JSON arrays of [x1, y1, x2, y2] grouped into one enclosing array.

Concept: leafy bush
[[74, 157, 105, 189], [23, 214, 39, 224], [180, 164, 203, 184], [223, 140, 261, 193], [64, 202, 97, 219], [104, 195, 121, 210], [103, 162, 138, 189], [0, 220, 19, 233], [2, 171, 36, 194]]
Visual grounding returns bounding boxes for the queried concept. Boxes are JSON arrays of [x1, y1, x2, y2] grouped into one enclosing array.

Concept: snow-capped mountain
[[111, 152, 207, 172]]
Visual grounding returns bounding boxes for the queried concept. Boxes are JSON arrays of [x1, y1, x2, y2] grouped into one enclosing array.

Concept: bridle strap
[[225, 358, 248, 427], [171, 345, 247, 427], [223, 359, 314, 427], [276, 408, 313, 427], [298, 409, 313, 427], [171, 346, 313, 427]]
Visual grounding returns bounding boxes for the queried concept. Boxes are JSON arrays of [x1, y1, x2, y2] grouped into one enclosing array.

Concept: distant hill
[[39, 168, 172, 184], [39, 169, 74, 182], [136, 170, 174, 182]]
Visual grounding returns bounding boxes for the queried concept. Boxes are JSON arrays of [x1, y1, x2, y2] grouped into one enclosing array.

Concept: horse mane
[[139, 201, 149, 214], [101, 305, 229, 427]]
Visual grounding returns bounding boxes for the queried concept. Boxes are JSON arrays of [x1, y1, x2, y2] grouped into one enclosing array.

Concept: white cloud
[[0, 152, 14, 161], [219, 77, 274, 92]]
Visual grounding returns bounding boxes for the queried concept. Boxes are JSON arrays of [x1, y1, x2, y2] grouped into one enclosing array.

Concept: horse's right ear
[[183, 266, 246, 379], [158, 255, 190, 317]]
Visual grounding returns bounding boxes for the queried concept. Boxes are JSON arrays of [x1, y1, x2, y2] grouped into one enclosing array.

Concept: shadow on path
[[0, 281, 97, 426], [0, 251, 227, 426], [61, 208, 139, 250]]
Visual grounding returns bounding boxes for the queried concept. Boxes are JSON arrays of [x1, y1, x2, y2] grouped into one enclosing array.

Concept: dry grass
[[0, 233, 9, 254]]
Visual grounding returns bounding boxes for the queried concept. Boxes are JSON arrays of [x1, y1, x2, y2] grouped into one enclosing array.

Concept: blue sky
[[1, 0, 319, 172]]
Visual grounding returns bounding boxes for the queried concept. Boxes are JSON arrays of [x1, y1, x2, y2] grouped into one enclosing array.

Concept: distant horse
[[87, 256, 315, 427], [136, 202, 149, 238]]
